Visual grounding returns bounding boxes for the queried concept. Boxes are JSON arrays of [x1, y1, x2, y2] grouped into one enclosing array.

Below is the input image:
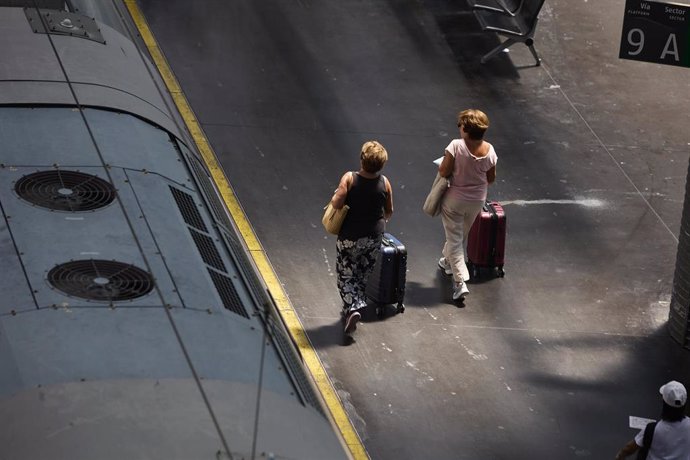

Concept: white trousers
[[440, 195, 484, 284]]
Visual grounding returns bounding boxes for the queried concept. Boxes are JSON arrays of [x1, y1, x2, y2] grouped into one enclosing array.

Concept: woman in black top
[[329, 141, 394, 334]]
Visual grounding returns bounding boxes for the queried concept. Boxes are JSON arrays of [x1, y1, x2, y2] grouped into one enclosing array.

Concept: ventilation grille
[[190, 228, 226, 272], [268, 316, 326, 416], [169, 186, 251, 319], [220, 230, 269, 307], [207, 269, 249, 318], [185, 154, 234, 231], [15, 170, 116, 212], [169, 186, 208, 231], [48, 260, 154, 302]]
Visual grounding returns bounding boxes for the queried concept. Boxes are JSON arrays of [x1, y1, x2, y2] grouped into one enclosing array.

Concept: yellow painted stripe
[[124, 2, 367, 458]]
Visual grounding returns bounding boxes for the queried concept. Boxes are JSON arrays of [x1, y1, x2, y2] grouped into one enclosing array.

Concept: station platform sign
[[619, 0, 690, 67]]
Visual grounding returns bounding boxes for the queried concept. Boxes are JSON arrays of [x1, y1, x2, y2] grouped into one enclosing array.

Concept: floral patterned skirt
[[336, 234, 382, 313]]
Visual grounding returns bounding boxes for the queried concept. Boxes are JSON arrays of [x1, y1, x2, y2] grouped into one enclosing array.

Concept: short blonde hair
[[457, 109, 489, 140], [360, 140, 388, 173]]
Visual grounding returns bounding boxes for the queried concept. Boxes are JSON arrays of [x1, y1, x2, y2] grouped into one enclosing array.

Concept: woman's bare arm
[[384, 176, 394, 220], [330, 172, 352, 209], [487, 165, 496, 184], [438, 150, 454, 178]]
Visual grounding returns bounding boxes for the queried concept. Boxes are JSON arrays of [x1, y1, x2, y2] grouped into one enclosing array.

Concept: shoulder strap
[[643, 421, 657, 447], [636, 422, 657, 460]]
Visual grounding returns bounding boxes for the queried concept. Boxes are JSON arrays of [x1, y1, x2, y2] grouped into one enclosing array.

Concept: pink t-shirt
[[445, 138, 497, 201]]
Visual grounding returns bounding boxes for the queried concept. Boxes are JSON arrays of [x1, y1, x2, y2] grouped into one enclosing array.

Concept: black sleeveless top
[[338, 172, 387, 241]]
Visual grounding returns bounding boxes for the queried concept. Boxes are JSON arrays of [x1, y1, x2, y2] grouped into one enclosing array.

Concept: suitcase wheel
[[375, 303, 404, 318], [495, 266, 505, 278]]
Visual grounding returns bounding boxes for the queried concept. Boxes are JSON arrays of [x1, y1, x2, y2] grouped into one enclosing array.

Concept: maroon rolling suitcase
[[467, 201, 506, 279]]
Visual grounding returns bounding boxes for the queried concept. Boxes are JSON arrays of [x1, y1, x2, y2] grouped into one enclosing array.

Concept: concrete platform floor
[[140, 0, 690, 458]]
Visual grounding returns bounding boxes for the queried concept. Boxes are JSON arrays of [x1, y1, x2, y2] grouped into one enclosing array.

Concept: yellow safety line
[[124, 2, 367, 458]]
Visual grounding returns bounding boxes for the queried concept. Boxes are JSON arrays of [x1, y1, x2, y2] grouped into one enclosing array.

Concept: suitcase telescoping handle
[[382, 232, 404, 250]]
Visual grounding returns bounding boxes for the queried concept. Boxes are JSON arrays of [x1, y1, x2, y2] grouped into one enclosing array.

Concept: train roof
[[0, 5, 349, 458]]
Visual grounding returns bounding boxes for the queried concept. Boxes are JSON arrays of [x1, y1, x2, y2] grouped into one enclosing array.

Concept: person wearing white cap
[[615, 380, 690, 459]]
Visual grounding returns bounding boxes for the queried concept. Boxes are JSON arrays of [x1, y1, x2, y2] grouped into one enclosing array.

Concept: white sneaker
[[452, 281, 469, 301], [438, 257, 452, 275]]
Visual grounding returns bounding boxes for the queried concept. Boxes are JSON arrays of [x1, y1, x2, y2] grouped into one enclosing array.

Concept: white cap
[[660, 381, 687, 407]]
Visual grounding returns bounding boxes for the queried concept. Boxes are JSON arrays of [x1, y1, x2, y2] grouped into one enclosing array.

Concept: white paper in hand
[[629, 416, 656, 429]]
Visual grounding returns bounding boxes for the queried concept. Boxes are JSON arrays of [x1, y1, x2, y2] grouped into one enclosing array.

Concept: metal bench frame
[[468, 0, 523, 17], [473, 0, 545, 65]]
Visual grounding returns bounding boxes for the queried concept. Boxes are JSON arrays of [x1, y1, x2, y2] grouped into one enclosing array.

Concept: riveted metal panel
[[0, 167, 160, 308], [126, 173, 229, 312], [55, 22, 180, 136], [0, 107, 100, 167], [0, 202, 36, 314], [0, 8, 66, 82], [0, 308, 193, 391], [84, 109, 191, 185], [25, 9, 105, 44], [0, 81, 73, 105]]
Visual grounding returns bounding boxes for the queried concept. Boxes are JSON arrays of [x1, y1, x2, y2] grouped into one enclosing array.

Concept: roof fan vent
[[15, 170, 116, 211], [48, 260, 154, 302]]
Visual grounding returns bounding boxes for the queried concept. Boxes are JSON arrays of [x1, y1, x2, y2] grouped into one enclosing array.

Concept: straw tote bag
[[322, 202, 350, 235]]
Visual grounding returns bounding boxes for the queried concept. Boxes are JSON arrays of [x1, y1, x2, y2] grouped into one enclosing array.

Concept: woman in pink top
[[437, 109, 497, 301]]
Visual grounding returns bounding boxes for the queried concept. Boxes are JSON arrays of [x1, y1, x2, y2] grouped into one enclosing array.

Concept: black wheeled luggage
[[366, 233, 406, 317]]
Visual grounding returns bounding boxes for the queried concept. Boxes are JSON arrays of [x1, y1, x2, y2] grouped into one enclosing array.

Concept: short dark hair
[[661, 401, 687, 422]]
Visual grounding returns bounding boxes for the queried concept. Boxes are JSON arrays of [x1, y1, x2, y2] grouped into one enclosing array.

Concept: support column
[[670, 157, 690, 346]]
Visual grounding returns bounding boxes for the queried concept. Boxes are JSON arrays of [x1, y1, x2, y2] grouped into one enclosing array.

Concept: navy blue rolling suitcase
[[366, 233, 406, 317]]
